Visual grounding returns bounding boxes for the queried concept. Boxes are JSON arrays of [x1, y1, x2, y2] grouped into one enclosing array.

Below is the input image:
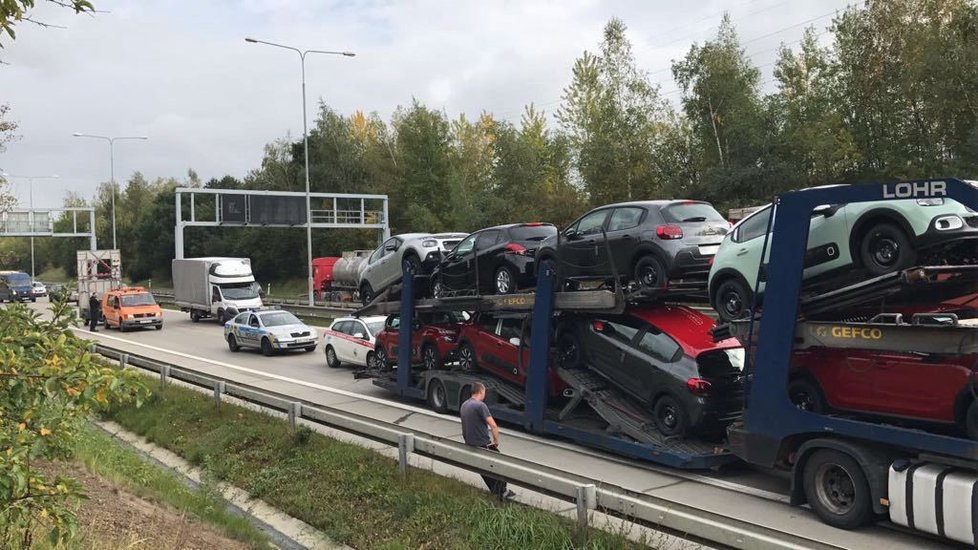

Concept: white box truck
[[77, 250, 122, 323], [172, 257, 263, 323]]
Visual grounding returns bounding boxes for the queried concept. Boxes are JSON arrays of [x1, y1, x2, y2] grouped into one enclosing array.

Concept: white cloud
[[0, 0, 853, 207]]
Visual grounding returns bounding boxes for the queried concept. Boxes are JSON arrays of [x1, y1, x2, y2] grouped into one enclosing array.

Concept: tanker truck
[[312, 250, 370, 302]]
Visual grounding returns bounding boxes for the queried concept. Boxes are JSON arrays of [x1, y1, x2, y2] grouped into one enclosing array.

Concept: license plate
[[699, 245, 720, 256], [138, 319, 151, 324]]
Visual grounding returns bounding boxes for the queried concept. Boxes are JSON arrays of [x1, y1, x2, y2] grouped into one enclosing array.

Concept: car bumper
[[273, 338, 317, 349], [688, 393, 744, 432], [507, 255, 538, 288], [122, 318, 163, 329], [915, 214, 978, 249], [667, 245, 720, 282], [421, 251, 445, 274]]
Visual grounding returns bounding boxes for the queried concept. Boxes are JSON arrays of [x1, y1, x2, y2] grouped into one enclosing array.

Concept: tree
[[0, 299, 147, 548], [0, 104, 18, 214], [0, 0, 93, 48]]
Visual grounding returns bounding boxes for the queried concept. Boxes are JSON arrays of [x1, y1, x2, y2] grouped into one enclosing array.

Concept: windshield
[[260, 312, 302, 327], [120, 293, 157, 307], [220, 281, 260, 300], [367, 320, 385, 335], [511, 225, 557, 241], [662, 202, 725, 223], [4, 273, 30, 286]]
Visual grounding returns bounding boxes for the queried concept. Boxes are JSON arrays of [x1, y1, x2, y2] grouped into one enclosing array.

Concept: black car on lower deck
[[535, 200, 730, 290], [431, 223, 557, 296]]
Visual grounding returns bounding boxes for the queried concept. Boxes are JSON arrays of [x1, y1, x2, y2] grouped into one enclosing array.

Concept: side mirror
[[509, 337, 521, 347], [564, 230, 580, 241], [353, 332, 366, 339], [812, 204, 839, 218]]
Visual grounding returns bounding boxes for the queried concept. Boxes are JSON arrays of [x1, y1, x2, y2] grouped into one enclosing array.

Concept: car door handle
[[620, 234, 633, 240], [736, 248, 749, 256]]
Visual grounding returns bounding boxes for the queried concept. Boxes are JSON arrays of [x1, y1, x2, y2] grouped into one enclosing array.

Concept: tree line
[[4, 0, 978, 285]]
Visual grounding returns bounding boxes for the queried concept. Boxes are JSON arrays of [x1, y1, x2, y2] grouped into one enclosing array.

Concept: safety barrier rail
[[92, 342, 839, 550], [148, 290, 358, 320]]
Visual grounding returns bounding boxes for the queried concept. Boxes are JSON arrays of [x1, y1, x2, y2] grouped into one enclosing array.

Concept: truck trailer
[[76, 250, 121, 322], [172, 257, 263, 323]]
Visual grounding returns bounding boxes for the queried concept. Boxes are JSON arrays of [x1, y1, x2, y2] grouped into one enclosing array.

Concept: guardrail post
[[213, 381, 226, 408], [576, 484, 596, 527], [89, 343, 98, 354], [119, 353, 128, 369], [397, 433, 415, 474], [160, 365, 170, 391], [288, 402, 302, 430]]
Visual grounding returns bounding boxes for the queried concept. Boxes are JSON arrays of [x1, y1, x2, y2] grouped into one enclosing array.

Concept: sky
[[0, 0, 854, 207]]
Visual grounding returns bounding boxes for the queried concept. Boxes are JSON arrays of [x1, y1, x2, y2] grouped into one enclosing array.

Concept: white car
[[358, 233, 468, 305], [224, 310, 318, 356], [323, 315, 387, 368], [31, 282, 47, 298]]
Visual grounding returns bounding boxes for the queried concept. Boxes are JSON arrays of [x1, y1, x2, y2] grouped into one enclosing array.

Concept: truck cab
[[101, 287, 163, 331], [172, 257, 264, 323]]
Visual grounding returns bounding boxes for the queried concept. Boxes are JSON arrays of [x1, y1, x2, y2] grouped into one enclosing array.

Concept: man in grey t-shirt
[[460, 382, 515, 502]]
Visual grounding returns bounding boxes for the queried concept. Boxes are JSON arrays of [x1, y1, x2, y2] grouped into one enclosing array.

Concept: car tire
[[427, 379, 449, 414], [155, 324, 163, 331], [634, 255, 668, 289], [652, 395, 688, 437], [304, 345, 316, 353], [376, 346, 391, 369], [964, 401, 978, 441], [859, 222, 916, 276], [190, 310, 201, 323], [788, 377, 826, 414], [365, 351, 376, 370], [714, 278, 752, 322], [360, 282, 374, 306], [405, 253, 422, 276], [326, 346, 341, 368], [261, 338, 275, 357], [422, 343, 442, 370], [802, 449, 874, 529], [556, 331, 584, 369], [458, 343, 477, 372], [227, 334, 240, 352], [494, 266, 517, 295]]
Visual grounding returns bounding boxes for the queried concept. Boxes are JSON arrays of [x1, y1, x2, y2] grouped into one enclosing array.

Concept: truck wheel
[[422, 344, 442, 370], [190, 311, 201, 323], [227, 334, 240, 352], [458, 343, 477, 372], [652, 395, 688, 437], [634, 255, 668, 289], [261, 338, 275, 357], [788, 378, 826, 414], [325, 346, 341, 368], [859, 223, 915, 276], [802, 449, 874, 529], [427, 379, 448, 413]]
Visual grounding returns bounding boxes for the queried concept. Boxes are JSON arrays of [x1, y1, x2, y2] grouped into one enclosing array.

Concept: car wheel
[[788, 378, 826, 414], [190, 310, 201, 323], [494, 266, 516, 295], [405, 254, 422, 275], [304, 345, 316, 353], [326, 345, 341, 368], [119, 323, 128, 333], [458, 343, 477, 372], [427, 379, 449, 414], [556, 331, 584, 369], [431, 276, 446, 299], [360, 282, 374, 306], [227, 334, 240, 352], [365, 351, 376, 370], [422, 344, 442, 370], [653, 395, 688, 437], [964, 401, 978, 440], [859, 222, 915, 276], [375, 346, 389, 369], [634, 255, 668, 289], [261, 338, 275, 357], [803, 449, 874, 529], [714, 278, 752, 322], [155, 324, 163, 331]]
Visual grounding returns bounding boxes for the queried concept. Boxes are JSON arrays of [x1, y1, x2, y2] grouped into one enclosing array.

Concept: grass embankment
[[106, 381, 649, 549]]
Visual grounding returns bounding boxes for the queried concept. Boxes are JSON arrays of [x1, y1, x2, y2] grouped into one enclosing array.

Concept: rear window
[[510, 225, 557, 241], [696, 348, 745, 377], [661, 202, 725, 223]]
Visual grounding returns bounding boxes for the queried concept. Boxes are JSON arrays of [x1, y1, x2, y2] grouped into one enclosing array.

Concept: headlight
[[422, 239, 437, 247], [917, 198, 944, 206]]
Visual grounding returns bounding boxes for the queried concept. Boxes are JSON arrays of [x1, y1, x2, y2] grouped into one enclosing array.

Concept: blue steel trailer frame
[[388, 256, 734, 469], [732, 177, 978, 467]]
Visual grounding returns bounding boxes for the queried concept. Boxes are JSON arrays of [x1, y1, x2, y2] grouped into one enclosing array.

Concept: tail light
[[522, 222, 545, 227], [708, 256, 715, 266], [591, 320, 605, 332], [505, 243, 528, 255], [656, 225, 684, 240], [686, 378, 712, 395]]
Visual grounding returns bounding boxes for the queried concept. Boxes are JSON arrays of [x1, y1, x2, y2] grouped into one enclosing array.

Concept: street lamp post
[[72, 133, 148, 250], [2, 173, 58, 281], [245, 37, 355, 306]]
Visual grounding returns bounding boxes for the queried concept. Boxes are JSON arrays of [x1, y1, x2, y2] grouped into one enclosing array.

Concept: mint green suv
[[708, 196, 978, 320]]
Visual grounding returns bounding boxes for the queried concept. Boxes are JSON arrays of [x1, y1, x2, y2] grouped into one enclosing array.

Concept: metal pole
[[29, 177, 34, 280], [302, 52, 315, 307], [109, 138, 117, 250]]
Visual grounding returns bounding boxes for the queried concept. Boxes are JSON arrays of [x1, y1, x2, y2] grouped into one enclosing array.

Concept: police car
[[224, 309, 318, 356], [323, 315, 386, 368]]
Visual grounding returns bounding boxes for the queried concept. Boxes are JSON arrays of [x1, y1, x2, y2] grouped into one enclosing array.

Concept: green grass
[[70, 424, 271, 549], [105, 381, 650, 549]]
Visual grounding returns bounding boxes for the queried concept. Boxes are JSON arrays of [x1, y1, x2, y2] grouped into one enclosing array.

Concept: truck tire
[[217, 309, 226, 325], [802, 449, 874, 529], [190, 310, 201, 323], [427, 379, 448, 414]]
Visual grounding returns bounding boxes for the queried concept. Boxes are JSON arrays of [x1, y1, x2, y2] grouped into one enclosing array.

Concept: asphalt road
[[25, 299, 955, 549]]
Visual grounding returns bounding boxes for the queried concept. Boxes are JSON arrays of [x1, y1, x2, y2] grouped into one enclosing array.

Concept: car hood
[[266, 324, 317, 338]]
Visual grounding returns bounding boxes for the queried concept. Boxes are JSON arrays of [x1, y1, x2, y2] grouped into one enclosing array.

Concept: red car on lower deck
[[373, 311, 469, 370]]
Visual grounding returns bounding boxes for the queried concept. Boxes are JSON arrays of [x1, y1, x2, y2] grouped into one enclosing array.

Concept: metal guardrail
[[149, 290, 358, 320], [92, 342, 840, 550]]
